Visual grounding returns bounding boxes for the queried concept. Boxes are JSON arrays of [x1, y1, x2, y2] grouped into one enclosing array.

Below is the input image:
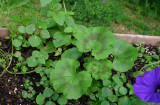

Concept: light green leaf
[[12, 39, 22, 47], [26, 24, 35, 34], [41, 41, 56, 53], [18, 26, 26, 33], [121, 73, 127, 83], [119, 86, 128, 95], [36, 94, 45, 105], [43, 87, 54, 98], [57, 95, 68, 105], [32, 50, 46, 64], [40, 30, 50, 39], [101, 100, 109, 105], [52, 3, 62, 11], [118, 96, 130, 105], [22, 90, 28, 98], [40, 0, 52, 7], [84, 58, 112, 80], [27, 56, 38, 67], [61, 48, 82, 60], [112, 74, 123, 86], [74, 26, 115, 60], [126, 83, 134, 95], [29, 36, 41, 47], [64, 27, 73, 33], [8, 0, 30, 9], [102, 87, 113, 97], [65, 16, 75, 28], [152, 54, 159, 59], [46, 18, 56, 28], [46, 101, 56, 105], [50, 59, 92, 99], [40, 50, 49, 60], [113, 39, 138, 72], [132, 71, 144, 78], [108, 95, 118, 102], [53, 12, 65, 26], [53, 32, 71, 47], [51, 92, 59, 101]]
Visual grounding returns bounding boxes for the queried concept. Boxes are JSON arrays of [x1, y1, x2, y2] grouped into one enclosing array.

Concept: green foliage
[[36, 94, 45, 105], [61, 48, 82, 60], [40, 41, 56, 53], [40, 0, 52, 7], [84, 58, 112, 80], [74, 27, 115, 60], [2, 0, 156, 105], [113, 39, 138, 72], [53, 32, 71, 48], [26, 24, 36, 34], [57, 95, 68, 105], [65, 0, 125, 26], [43, 87, 54, 98], [28, 36, 41, 47], [40, 30, 50, 39], [50, 58, 92, 99], [27, 50, 48, 67]]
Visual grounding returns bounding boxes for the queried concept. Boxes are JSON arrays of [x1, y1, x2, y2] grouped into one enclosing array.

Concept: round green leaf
[[118, 96, 130, 105], [27, 56, 38, 67], [112, 74, 123, 86], [50, 58, 92, 99], [53, 12, 65, 26], [108, 95, 118, 102], [51, 92, 59, 101], [102, 87, 113, 97], [46, 101, 56, 105], [18, 26, 26, 33], [101, 100, 109, 105], [43, 87, 54, 98], [29, 35, 41, 47], [26, 24, 35, 34], [132, 71, 144, 78], [40, 0, 52, 7], [61, 48, 82, 60], [13, 39, 22, 47], [53, 32, 71, 47], [64, 27, 73, 33], [36, 94, 45, 105], [113, 39, 138, 72], [74, 26, 115, 60], [57, 95, 67, 105], [41, 41, 56, 53], [152, 54, 159, 59], [84, 59, 112, 80], [22, 90, 28, 98], [40, 30, 50, 39], [119, 86, 128, 95]]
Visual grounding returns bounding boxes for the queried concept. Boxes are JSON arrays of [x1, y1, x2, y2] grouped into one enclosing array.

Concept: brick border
[[0, 28, 160, 46]]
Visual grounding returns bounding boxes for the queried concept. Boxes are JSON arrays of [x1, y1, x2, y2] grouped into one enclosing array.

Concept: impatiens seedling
[[133, 67, 160, 103]]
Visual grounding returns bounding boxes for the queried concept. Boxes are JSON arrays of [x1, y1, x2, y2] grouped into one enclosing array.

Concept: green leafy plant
[[2, 0, 159, 105], [50, 58, 92, 99]]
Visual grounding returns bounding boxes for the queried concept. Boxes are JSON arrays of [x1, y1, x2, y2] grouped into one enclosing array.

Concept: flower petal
[[151, 67, 160, 84], [144, 93, 160, 103]]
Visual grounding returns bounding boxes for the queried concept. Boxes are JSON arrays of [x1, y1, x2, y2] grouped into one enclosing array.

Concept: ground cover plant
[[65, 0, 160, 36], [0, 0, 160, 105]]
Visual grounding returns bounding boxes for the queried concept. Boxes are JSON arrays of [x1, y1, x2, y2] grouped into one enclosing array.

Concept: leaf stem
[[7, 70, 36, 75], [63, 0, 67, 12], [140, 60, 160, 71]]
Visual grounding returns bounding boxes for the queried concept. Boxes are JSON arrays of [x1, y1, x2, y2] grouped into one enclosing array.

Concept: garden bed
[[0, 0, 160, 105], [0, 38, 160, 105]]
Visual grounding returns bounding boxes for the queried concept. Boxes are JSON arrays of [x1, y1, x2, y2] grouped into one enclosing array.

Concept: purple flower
[[133, 67, 160, 103]]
